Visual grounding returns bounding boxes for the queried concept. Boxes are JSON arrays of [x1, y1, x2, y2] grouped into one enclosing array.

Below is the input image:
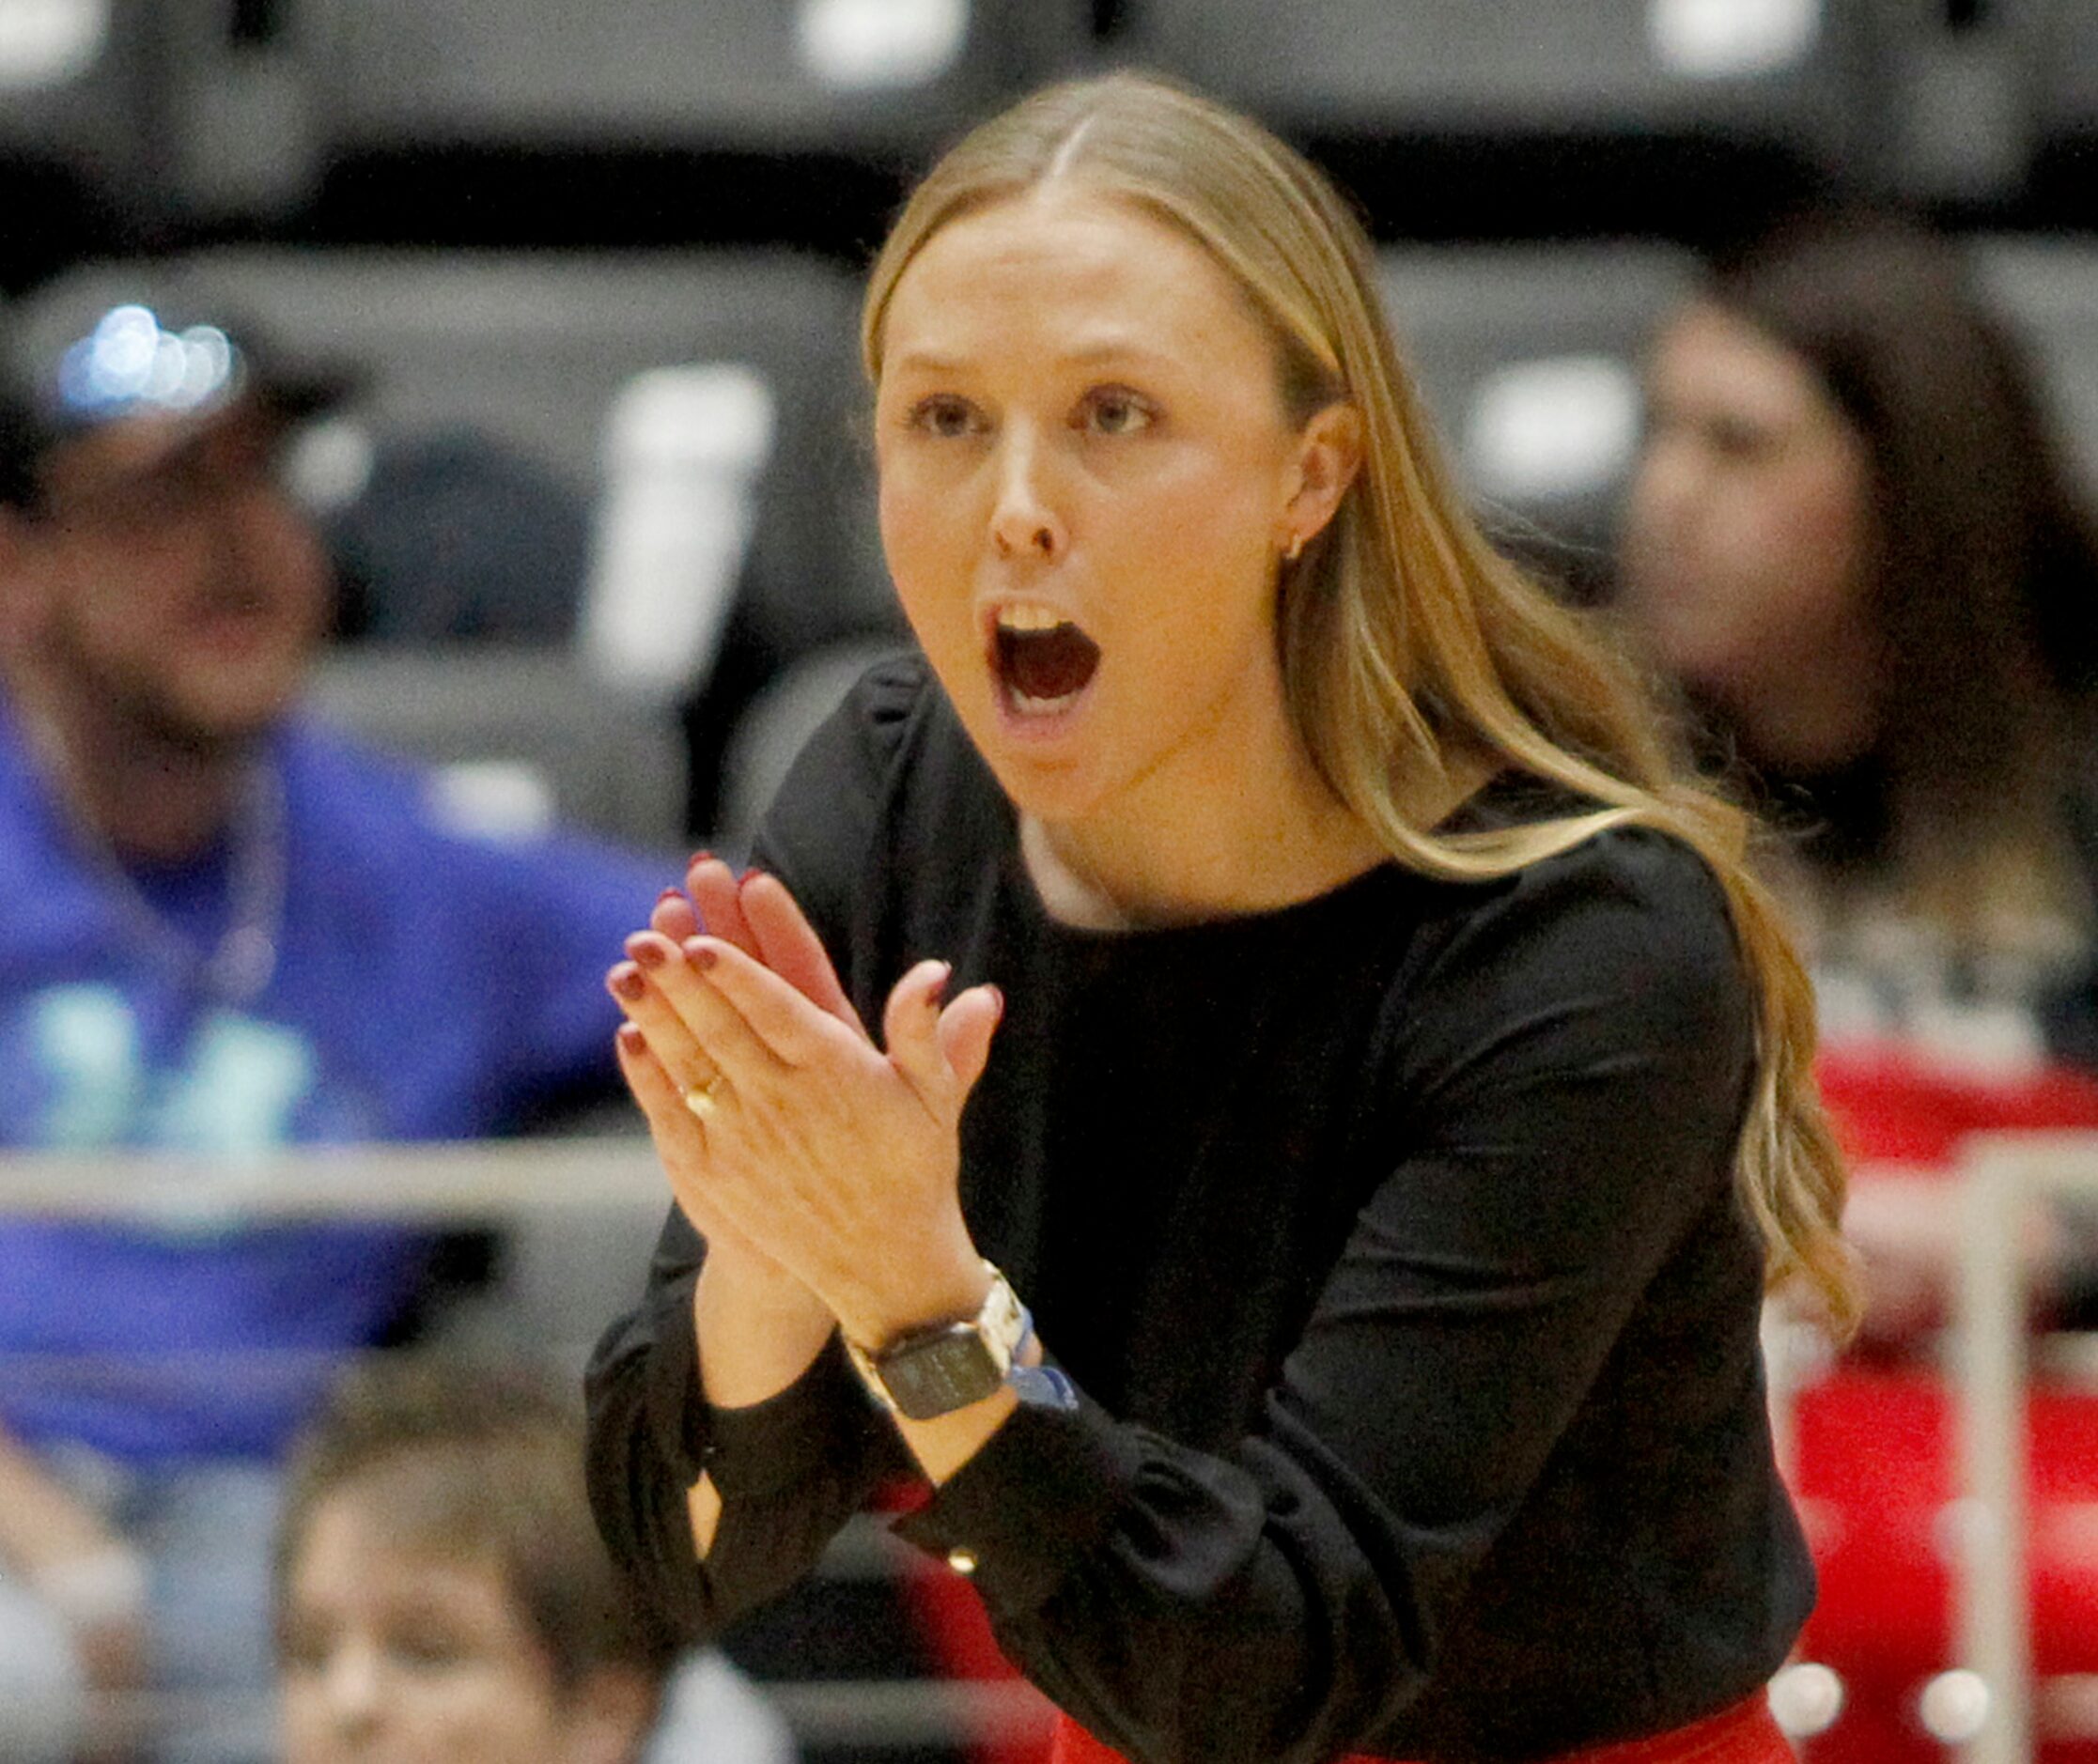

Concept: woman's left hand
[[620, 925, 1004, 1348]]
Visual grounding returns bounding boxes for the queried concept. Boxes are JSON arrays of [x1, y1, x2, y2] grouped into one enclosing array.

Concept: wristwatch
[[847, 1263, 1028, 1421]]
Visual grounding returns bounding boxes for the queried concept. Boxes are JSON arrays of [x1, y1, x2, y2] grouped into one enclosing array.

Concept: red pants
[[1049, 1693, 1795, 1764]]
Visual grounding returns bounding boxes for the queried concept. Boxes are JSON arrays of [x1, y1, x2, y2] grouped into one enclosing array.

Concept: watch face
[[879, 1325, 1005, 1421]]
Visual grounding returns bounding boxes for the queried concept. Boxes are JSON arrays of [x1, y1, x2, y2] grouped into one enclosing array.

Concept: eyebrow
[[887, 335, 1181, 376]]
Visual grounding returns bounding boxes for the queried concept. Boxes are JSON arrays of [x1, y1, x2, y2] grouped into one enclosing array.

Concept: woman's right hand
[[613, 857, 847, 1404]]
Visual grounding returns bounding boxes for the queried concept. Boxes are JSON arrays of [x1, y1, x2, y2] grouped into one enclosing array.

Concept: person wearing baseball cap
[[0, 302, 670, 1761]]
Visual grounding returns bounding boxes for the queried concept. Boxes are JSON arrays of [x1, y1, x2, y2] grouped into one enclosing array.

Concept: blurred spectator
[[0, 304, 666, 1759], [275, 1357, 794, 1764], [1619, 211, 2098, 1341]]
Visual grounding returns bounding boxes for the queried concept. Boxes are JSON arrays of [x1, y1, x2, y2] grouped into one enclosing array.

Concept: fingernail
[[738, 867, 768, 893], [683, 938, 719, 972], [657, 887, 684, 905], [616, 1022, 645, 1054], [987, 983, 1004, 1020], [688, 849, 715, 870], [609, 965, 645, 1001], [927, 962, 952, 1005], [627, 936, 668, 970]]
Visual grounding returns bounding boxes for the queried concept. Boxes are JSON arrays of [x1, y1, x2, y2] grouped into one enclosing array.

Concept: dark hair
[[1703, 211, 2098, 900], [275, 1358, 678, 1694]]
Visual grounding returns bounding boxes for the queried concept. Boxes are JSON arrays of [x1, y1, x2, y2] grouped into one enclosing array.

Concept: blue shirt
[[0, 694, 666, 1460]]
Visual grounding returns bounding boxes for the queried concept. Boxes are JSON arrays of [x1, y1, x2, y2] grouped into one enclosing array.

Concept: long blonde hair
[[863, 73, 1860, 1336]]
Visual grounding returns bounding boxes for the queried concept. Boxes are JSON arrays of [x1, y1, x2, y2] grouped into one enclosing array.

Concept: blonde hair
[[863, 73, 1859, 1336]]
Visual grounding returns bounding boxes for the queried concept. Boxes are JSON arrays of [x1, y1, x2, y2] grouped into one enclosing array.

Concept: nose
[[319, 1638, 385, 1737], [987, 426, 1066, 565]]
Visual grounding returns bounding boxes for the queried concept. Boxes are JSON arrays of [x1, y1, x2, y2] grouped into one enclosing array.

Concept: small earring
[[1283, 532, 1305, 564]]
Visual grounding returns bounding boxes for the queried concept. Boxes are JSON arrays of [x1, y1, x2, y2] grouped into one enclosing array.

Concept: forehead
[[38, 397, 278, 505], [1649, 302, 1839, 429], [883, 185, 1275, 372]]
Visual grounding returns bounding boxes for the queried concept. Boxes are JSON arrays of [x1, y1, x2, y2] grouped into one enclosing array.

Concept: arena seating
[[1119, 0, 1881, 165], [1376, 242, 1693, 600], [296, 0, 1089, 159], [1977, 237, 2098, 495], [2016, 0, 2098, 154]]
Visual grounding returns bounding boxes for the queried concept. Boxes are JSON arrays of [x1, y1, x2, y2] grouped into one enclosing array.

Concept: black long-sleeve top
[[585, 655, 1814, 1764]]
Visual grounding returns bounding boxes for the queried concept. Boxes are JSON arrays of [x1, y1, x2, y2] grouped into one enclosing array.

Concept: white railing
[[1951, 1132, 2098, 1764], [0, 1137, 672, 1222]]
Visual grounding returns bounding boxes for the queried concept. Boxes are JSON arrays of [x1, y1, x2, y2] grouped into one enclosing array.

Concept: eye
[[907, 395, 984, 440], [1706, 416, 1777, 462], [385, 1621, 475, 1673], [1080, 386, 1155, 437]]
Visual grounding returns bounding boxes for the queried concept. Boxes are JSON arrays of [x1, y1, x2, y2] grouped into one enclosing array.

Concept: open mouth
[[993, 604, 1101, 717]]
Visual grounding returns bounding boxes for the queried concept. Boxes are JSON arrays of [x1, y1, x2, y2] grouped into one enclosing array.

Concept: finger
[[616, 1020, 714, 1160], [741, 870, 864, 1031], [689, 854, 758, 957], [883, 960, 956, 1109], [684, 936, 862, 1072], [938, 983, 1004, 1100], [614, 1024, 742, 1244], [610, 953, 723, 1096], [650, 886, 701, 944], [623, 938, 797, 1108]]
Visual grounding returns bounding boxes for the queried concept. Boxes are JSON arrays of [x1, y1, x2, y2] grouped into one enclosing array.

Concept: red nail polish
[[738, 867, 768, 893], [688, 849, 715, 870], [616, 1022, 645, 1053], [927, 963, 952, 1005], [657, 887, 684, 905], [610, 965, 645, 1000], [684, 939, 719, 971], [629, 938, 668, 969]]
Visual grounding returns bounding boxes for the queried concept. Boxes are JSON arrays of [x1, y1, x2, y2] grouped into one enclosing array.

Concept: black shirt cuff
[[893, 1386, 1142, 1613], [705, 1331, 874, 1499]]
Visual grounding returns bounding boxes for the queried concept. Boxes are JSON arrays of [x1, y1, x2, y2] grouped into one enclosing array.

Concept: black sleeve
[[892, 833, 1759, 1764], [583, 656, 926, 1640]]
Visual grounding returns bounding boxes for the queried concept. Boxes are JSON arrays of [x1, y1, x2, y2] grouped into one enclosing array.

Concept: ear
[[1279, 401, 1364, 554], [559, 1664, 660, 1764]]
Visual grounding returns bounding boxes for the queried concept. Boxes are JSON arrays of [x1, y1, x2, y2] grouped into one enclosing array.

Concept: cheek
[[878, 467, 977, 641], [1725, 463, 1868, 627], [245, 503, 333, 610]]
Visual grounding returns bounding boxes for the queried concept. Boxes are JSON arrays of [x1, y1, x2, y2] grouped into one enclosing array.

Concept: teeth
[[1009, 687, 1082, 716], [996, 604, 1066, 633]]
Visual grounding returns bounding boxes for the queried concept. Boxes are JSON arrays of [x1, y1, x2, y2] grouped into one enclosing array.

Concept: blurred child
[[276, 1358, 794, 1764]]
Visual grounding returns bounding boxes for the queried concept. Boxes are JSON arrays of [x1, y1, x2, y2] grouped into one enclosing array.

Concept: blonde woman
[[587, 74, 1855, 1764]]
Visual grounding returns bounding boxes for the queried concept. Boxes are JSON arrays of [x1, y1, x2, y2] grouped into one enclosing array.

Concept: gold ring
[[681, 1075, 725, 1122]]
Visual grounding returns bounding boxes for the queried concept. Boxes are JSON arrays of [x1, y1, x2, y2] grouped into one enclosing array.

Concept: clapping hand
[[609, 857, 1004, 1350]]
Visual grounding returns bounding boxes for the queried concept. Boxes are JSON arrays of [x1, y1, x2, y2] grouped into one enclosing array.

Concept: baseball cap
[[1, 301, 357, 508]]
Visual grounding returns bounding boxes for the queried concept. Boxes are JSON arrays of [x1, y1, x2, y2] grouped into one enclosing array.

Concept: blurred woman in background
[[1621, 211, 2098, 1338]]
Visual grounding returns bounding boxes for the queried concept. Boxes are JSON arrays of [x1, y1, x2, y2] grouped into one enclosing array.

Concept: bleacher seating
[[2014, 0, 2098, 155], [0, 0, 157, 200], [1120, 0, 1882, 166], [296, 0, 1090, 160], [306, 644, 689, 853], [1377, 242, 1695, 599], [1976, 236, 2098, 498]]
